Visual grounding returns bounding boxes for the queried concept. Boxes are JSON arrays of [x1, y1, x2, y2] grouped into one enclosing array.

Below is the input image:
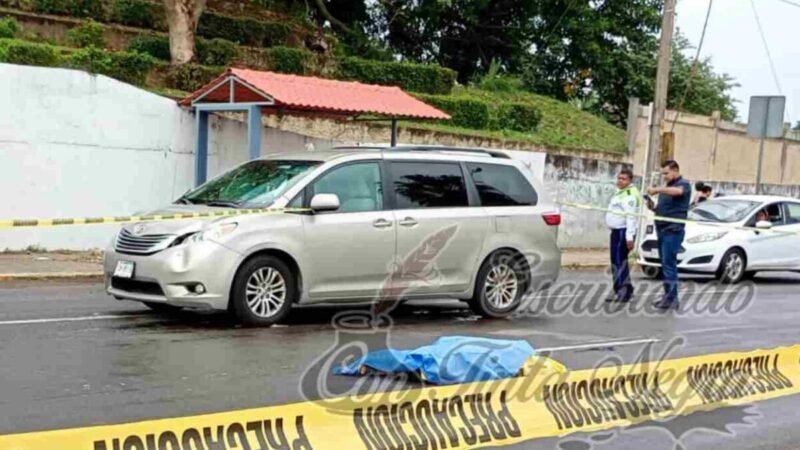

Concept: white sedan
[[637, 195, 800, 283]]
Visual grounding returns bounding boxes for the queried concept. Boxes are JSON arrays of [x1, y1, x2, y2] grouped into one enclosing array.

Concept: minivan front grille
[[115, 228, 175, 255]]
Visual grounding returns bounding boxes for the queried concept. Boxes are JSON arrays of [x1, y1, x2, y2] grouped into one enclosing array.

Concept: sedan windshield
[[177, 160, 321, 207], [688, 199, 761, 223]]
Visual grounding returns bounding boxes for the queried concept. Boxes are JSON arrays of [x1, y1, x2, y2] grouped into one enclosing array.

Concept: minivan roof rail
[[333, 144, 511, 159], [391, 145, 511, 159]]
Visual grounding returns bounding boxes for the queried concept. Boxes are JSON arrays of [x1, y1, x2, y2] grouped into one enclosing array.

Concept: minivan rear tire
[[230, 255, 296, 326], [468, 250, 526, 318]]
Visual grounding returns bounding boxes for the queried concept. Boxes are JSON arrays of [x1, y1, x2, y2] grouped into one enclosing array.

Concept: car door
[[775, 202, 800, 270], [387, 160, 489, 296], [300, 160, 396, 300], [744, 202, 790, 269]]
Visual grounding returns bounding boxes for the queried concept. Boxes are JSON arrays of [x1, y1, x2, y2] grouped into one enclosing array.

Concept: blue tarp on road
[[333, 336, 536, 385]]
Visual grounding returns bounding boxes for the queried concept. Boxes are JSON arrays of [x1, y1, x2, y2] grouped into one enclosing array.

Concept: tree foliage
[[309, 0, 737, 125]]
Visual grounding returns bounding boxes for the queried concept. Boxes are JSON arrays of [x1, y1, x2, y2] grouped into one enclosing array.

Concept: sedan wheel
[[717, 249, 746, 284]]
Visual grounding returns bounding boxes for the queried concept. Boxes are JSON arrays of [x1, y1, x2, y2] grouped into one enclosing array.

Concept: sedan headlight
[[686, 231, 728, 244], [186, 222, 238, 244]]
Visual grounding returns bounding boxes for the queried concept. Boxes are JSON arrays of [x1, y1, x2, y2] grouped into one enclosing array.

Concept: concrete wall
[[630, 107, 800, 188], [0, 64, 333, 250]]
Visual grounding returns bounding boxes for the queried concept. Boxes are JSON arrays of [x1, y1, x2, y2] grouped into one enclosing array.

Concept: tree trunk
[[163, 0, 206, 65]]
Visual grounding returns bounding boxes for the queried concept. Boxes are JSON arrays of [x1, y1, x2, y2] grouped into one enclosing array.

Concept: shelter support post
[[248, 105, 262, 160], [194, 110, 209, 187], [390, 118, 398, 147]]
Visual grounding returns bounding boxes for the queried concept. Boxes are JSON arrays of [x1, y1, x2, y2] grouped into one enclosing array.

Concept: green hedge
[[67, 20, 105, 48], [195, 37, 237, 66], [497, 102, 541, 132], [110, 0, 164, 30], [0, 38, 60, 66], [66, 46, 156, 84], [197, 12, 291, 47], [129, 35, 238, 66], [33, 0, 104, 20], [265, 46, 309, 74], [336, 57, 455, 95], [415, 94, 490, 129], [0, 16, 18, 39], [415, 94, 542, 132], [165, 63, 222, 92], [126, 34, 169, 60]]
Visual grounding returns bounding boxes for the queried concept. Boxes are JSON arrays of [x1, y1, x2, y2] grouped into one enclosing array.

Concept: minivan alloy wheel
[[484, 263, 519, 309], [245, 267, 286, 318]]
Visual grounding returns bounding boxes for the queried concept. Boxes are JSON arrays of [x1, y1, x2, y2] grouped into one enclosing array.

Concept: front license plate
[[113, 260, 135, 278]]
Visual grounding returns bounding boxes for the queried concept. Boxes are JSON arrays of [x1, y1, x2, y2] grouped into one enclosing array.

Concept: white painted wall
[[0, 64, 333, 250]]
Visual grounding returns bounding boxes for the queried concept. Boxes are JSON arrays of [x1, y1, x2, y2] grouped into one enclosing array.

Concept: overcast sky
[[675, 0, 800, 125]]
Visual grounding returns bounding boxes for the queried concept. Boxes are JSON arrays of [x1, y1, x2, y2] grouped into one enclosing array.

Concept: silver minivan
[[104, 147, 562, 325]]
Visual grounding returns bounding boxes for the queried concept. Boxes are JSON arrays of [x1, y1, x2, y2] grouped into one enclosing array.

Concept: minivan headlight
[[687, 231, 727, 243], [186, 222, 238, 244]]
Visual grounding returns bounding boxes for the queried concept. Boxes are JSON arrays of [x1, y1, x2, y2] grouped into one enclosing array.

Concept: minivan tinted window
[[467, 163, 538, 206], [390, 162, 468, 208]]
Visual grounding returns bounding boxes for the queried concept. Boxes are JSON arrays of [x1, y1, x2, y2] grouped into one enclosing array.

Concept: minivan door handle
[[372, 218, 393, 228], [398, 217, 418, 227]]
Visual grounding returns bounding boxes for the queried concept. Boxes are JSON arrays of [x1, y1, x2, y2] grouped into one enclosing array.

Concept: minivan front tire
[[230, 255, 296, 326], [469, 250, 526, 318]]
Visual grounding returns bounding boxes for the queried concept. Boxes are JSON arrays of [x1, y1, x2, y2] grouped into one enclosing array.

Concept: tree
[[162, 0, 206, 64]]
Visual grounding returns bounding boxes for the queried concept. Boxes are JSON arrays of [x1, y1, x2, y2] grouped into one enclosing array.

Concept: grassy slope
[[405, 86, 627, 154]]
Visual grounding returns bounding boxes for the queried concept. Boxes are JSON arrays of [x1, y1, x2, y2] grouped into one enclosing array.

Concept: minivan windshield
[[688, 199, 761, 223], [176, 160, 321, 207]]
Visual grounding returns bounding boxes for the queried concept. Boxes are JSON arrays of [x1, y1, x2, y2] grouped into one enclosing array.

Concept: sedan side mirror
[[755, 220, 773, 230], [309, 193, 340, 212]]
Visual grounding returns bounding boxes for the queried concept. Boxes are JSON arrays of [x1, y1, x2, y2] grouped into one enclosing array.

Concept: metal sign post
[[747, 96, 786, 194]]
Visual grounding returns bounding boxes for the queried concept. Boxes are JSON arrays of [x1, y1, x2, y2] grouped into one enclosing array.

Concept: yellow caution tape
[[1, 344, 798, 450], [561, 201, 800, 236], [0, 208, 312, 229]]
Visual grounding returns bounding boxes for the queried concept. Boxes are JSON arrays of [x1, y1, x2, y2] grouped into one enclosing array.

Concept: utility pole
[[646, 0, 677, 177]]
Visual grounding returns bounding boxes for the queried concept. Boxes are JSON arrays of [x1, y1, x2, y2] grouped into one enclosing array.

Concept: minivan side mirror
[[309, 193, 340, 212], [755, 220, 773, 230]]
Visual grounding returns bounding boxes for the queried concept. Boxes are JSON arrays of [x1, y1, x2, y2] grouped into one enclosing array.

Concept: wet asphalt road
[[1, 270, 800, 449]]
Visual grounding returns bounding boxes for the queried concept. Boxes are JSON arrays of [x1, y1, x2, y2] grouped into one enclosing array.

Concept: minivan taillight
[[542, 212, 561, 226]]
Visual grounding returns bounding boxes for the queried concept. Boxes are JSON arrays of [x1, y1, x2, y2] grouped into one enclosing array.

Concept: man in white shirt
[[605, 168, 639, 303]]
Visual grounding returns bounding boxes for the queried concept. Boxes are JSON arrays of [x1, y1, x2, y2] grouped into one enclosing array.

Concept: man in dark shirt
[[646, 160, 691, 310]]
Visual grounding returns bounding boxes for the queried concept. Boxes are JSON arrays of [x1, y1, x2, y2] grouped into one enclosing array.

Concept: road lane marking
[[538, 338, 660, 352], [0, 314, 150, 326]]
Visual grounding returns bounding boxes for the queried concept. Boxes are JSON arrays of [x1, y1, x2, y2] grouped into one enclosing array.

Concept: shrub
[[166, 63, 222, 92], [197, 12, 290, 47], [336, 57, 456, 95], [111, 0, 163, 29], [196, 37, 237, 66], [265, 46, 308, 74], [0, 16, 18, 39], [0, 38, 60, 66], [497, 102, 541, 132], [33, 0, 105, 20], [67, 20, 105, 48], [108, 50, 155, 84], [127, 34, 169, 60], [415, 94, 491, 129], [67, 47, 155, 85], [66, 45, 110, 73]]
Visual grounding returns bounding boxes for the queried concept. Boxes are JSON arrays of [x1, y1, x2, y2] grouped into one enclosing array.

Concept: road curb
[[0, 272, 104, 281]]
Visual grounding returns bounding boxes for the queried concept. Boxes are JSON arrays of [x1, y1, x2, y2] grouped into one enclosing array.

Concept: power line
[[749, 0, 783, 94], [670, 0, 714, 132], [774, 0, 800, 9]]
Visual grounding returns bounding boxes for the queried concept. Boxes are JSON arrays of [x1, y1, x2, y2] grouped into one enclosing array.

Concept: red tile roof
[[181, 68, 451, 120]]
